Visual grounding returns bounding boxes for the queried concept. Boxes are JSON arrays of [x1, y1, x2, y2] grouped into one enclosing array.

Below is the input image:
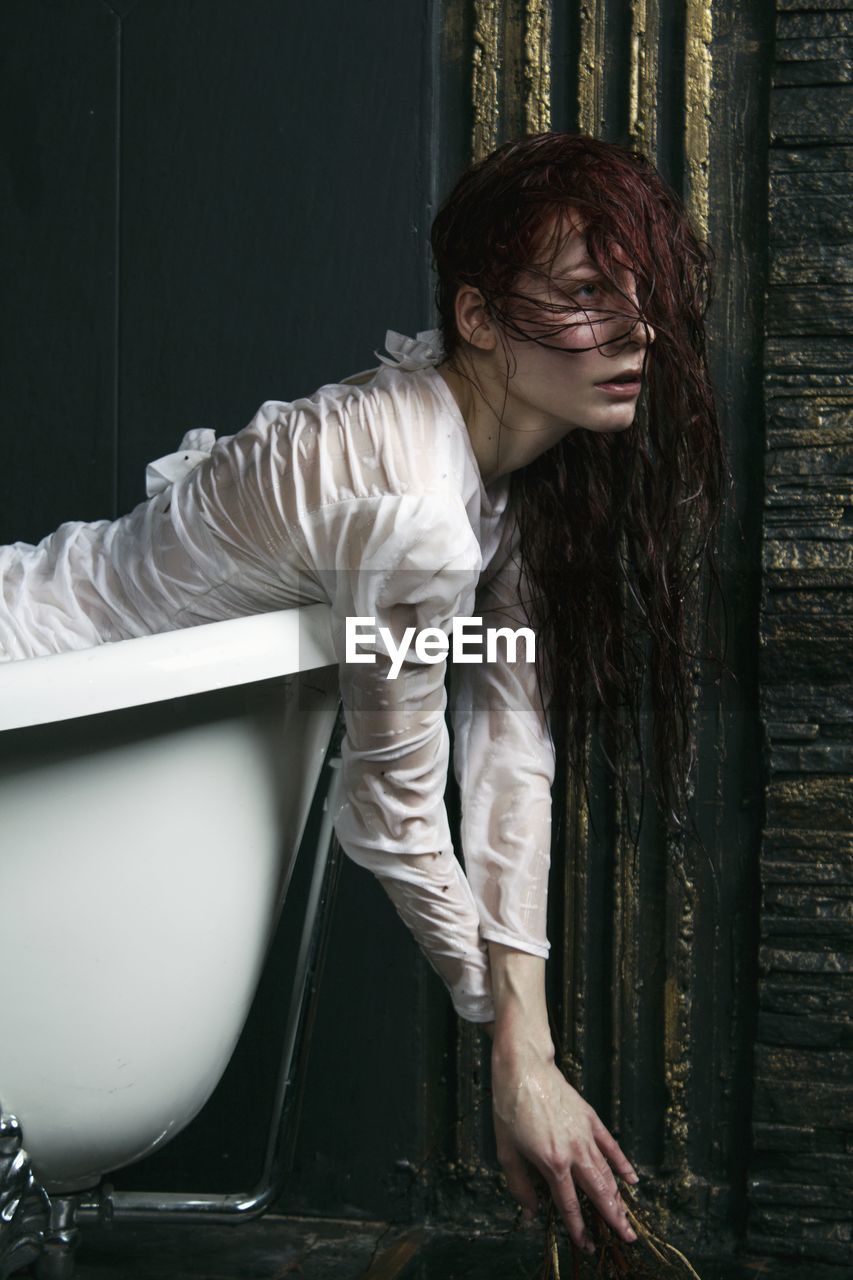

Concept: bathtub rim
[[0, 603, 336, 732]]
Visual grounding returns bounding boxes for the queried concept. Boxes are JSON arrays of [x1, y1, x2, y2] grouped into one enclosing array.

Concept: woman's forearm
[[485, 941, 555, 1060], [370, 851, 495, 1022]]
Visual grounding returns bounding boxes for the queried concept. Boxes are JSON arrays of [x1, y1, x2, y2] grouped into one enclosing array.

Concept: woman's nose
[[606, 273, 655, 349], [625, 283, 655, 346], [611, 311, 654, 350], [632, 313, 656, 346]]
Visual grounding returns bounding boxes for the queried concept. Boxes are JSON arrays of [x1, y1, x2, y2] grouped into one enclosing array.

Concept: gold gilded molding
[[684, 0, 712, 239], [578, 0, 606, 136], [472, 0, 502, 162], [524, 0, 552, 133], [629, 0, 659, 159]]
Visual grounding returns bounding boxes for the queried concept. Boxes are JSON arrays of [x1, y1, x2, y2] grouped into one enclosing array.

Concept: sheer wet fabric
[[0, 333, 554, 1022]]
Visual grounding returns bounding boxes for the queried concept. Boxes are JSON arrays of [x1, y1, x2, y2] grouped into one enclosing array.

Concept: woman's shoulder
[[250, 331, 480, 514], [310, 329, 460, 442]]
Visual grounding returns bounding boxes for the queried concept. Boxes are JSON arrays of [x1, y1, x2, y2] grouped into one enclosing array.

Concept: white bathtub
[[0, 604, 339, 1204]]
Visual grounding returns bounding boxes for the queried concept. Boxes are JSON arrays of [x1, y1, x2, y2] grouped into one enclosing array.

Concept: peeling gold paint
[[578, 0, 606, 136], [764, 542, 853, 570], [629, 0, 659, 158], [629, 0, 644, 141], [524, 0, 552, 133], [664, 974, 679, 1067], [684, 0, 712, 239], [472, 0, 501, 161], [662, 849, 697, 1176]]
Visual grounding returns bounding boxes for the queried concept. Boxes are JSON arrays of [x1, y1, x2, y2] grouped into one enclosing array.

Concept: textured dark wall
[[751, 1, 853, 1271]]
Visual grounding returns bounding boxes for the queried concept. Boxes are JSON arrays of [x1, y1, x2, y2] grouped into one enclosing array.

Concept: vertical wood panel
[[117, 0, 430, 515], [0, 0, 119, 543], [577, 0, 607, 136]]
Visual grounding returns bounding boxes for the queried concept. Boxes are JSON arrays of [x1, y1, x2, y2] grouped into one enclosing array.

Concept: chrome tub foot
[[0, 1103, 49, 1279]]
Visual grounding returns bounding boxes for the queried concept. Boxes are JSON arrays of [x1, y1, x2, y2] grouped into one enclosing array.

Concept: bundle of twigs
[[531, 1179, 705, 1279]]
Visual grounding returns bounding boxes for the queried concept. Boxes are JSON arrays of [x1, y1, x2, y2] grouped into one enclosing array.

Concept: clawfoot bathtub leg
[[31, 1196, 81, 1280], [0, 1103, 49, 1280]]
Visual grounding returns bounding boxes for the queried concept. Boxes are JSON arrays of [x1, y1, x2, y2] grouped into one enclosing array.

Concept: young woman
[[0, 132, 725, 1257]]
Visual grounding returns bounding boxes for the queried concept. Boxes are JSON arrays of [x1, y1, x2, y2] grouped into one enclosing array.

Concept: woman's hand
[[490, 1034, 638, 1253], [484, 943, 639, 1254]]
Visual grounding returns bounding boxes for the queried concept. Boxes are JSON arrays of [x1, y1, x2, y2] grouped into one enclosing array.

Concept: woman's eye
[[575, 282, 600, 300]]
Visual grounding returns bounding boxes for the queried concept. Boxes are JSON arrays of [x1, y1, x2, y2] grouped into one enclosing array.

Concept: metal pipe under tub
[[0, 604, 344, 1279]]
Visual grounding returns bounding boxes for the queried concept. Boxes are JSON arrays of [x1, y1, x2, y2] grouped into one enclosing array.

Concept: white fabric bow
[[145, 428, 217, 498], [374, 328, 445, 371]]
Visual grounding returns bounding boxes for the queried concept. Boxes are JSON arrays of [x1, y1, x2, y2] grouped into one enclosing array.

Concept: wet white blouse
[[0, 330, 555, 1023]]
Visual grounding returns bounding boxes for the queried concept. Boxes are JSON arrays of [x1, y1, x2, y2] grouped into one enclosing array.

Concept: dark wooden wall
[[751, 1, 853, 1271], [0, 0, 438, 544]]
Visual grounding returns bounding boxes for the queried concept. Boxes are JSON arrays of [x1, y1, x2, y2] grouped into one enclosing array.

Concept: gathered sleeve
[[448, 516, 555, 961], [0, 408, 305, 662], [296, 491, 496, 1022]]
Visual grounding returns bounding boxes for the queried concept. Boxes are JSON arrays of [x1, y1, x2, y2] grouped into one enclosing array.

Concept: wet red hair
[[431, 132, 730, 838]]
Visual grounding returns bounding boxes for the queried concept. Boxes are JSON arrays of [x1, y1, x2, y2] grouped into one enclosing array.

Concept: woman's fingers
[[497, 1144, 539, 1217], [571, 1149, 637, 1244], [541, 1162, 594, 1253], [590, 1113, 640, 1184]]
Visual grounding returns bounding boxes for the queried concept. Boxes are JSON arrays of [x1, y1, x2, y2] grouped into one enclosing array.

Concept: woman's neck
[[435, 357, 572, 485]]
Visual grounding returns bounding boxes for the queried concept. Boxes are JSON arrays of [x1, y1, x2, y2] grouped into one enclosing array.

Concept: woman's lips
[[594, 378, 642, 396]]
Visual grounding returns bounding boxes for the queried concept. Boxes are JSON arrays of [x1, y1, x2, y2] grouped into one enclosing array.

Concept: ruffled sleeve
[[0, 408, 299, 661]]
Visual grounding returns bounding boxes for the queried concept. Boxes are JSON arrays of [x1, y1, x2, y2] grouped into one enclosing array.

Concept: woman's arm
[[449, 521, 640, 1252], [485, 944, 639, 1253], [0, 406, 306, 661], [299, 490, 498, 1022]]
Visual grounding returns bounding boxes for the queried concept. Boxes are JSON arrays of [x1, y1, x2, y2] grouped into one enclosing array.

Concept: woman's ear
[[454, 285, 498, 352]]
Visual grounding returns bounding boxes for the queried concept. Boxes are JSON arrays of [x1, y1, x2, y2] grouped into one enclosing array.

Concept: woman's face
[[494, 214, 654, 437]]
